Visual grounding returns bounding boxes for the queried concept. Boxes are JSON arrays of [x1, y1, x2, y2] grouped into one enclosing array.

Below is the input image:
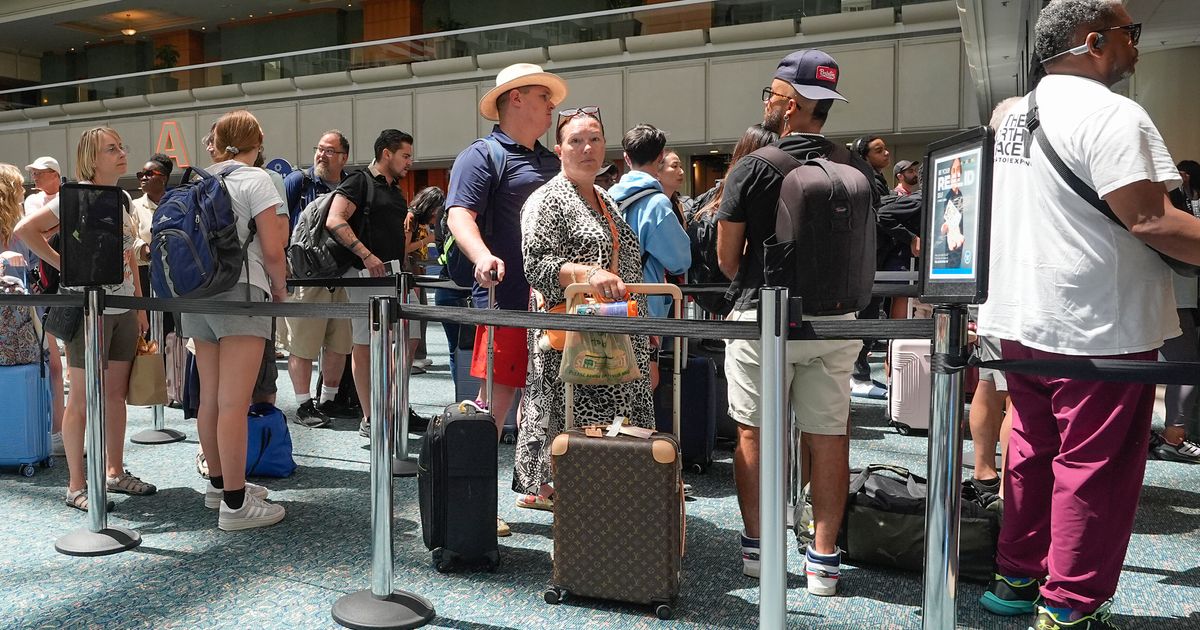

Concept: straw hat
[[479, 63, 568, 121]]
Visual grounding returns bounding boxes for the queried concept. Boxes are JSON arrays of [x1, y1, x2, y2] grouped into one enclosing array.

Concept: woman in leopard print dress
[[513, 109, 653, 504]]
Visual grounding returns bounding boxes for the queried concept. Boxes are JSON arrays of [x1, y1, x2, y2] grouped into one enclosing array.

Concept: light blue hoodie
[[609, 170, 691, 319]]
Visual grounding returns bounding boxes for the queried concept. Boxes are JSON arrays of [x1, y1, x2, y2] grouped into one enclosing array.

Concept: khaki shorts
[[284, 285, 353, 360], [64, 310, 140, 369], [725, 308, 860, 436]]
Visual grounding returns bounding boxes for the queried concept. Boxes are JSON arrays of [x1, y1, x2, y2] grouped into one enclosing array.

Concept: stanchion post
[[758, 287, 789, 630], [922, 305, 969, 629], [392, 274, 417, 477], [131, 304, 185, 444], [332, 296, 434, 630], [55, 287, 141, 556]]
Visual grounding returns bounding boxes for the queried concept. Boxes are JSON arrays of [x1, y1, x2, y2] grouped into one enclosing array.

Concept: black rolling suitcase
[[654, 343, 717, 473], [418, 282, 500, 572]]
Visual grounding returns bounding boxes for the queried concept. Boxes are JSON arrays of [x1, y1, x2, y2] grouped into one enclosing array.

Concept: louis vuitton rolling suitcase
[[418, 279, 500, 572], [545, 284, 685, 620]]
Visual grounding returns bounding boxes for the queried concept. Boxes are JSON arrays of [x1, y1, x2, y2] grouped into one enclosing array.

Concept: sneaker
[[410, 364, 426, 375], [414, 357, 433, 369], [980, 573, 1041, 616], [1029, 602, 1119, 630], [1150, 433, 1200, 464], [496, 517, 511, 537], [106, 470, 157, 496], [804, 546, 841, 596], [741, 532, 761, 578], [196, 450, 210, 479], [204, 481, 269, 509], [293, 400, 331, 428], [218, 493, 286, 531], [359, 418, 371, 438], [850, 378, 888, 400], [407, 408, 429, 434], [50, 432, 65, 457], [317, 399, 359, 420]]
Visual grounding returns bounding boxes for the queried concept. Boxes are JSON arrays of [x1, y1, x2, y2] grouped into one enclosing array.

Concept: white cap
[[25, 156, 60, 173]]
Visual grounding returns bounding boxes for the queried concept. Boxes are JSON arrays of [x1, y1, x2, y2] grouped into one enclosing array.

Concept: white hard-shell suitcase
[[888, 339, 932, 435]]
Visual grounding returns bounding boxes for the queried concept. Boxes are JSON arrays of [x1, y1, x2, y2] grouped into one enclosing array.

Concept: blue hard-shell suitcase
[[0, 363, 53, 477]]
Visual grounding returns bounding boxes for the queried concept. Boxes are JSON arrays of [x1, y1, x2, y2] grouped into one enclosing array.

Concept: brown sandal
[[65, 488, 115, 513]]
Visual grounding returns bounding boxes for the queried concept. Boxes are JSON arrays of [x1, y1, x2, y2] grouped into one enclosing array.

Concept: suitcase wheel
[[500, 431, 517, 445], [687, 463, 705, 474], [432, 549, 452, 573], [893, 422, 912, 436], [20, 464, 35, 478], [42, 458, 54, 469], [543, 587, 563, 605], [655, 604, 673, 620]]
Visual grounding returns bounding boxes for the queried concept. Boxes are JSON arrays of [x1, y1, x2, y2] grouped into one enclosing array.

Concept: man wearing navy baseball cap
[[715, 49, 876, 595]]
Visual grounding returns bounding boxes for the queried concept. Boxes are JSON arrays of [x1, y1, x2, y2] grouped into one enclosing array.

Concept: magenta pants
[[996, 340, 1157, 612]]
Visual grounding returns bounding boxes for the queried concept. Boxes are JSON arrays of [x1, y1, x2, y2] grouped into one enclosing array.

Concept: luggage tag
[[605, 415, 655, 440]]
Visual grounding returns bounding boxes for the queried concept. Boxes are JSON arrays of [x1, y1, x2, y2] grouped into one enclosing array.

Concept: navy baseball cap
[[774, 49, 847, 102]]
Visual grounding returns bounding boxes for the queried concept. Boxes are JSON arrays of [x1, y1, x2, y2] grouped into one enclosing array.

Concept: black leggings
[[1161, 308, 1199, 433]]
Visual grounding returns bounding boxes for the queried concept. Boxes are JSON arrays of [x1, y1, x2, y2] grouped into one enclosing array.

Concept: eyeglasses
[[1042, 22, 1141, 63], [102, 144, 128, 155], [1101, 22, 1141, 45], [30, 169, 57, 178], [313, 146, 346, 156], [762, 87, 795, 103], [136, 170, 165, 179]]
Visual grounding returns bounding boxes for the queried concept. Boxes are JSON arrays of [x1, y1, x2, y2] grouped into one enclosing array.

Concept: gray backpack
[[755, 145, 876, 316], [287, 183, 373, 280]]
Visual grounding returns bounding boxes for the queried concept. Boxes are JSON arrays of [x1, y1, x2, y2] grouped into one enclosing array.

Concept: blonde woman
[[0, 164, 30, 275], [184, 110, 289, 531], [15, 127, 155, 512]]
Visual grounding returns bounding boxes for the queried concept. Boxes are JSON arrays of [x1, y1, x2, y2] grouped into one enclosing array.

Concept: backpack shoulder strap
[[478, 136, 507, 239], [747, 145, 803, 178], [617, 187, 660, 215]]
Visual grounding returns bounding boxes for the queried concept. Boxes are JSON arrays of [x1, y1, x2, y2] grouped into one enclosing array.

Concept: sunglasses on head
[[557, 106, 602, 127], [136, 170, 165, 179]]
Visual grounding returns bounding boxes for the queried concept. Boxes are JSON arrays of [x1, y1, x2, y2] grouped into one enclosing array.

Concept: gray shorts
[[180, 283, 273, 343], [977, 334, 1007, 391], [343, 269, 421, 346]]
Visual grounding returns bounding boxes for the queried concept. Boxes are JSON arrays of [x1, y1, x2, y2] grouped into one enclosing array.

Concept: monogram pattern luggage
[[545, 283, 684, 620]]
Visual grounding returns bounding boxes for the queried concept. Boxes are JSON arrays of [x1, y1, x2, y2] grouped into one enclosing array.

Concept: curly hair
[[1034, 0, 1124, 62], [0, 163, 24, 247], [147, 152, 174, 178]]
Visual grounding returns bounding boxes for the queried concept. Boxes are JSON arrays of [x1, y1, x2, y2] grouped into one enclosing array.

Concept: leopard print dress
[[513, 173, 654, 495]]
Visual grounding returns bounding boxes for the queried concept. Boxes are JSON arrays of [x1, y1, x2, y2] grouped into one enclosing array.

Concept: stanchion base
[[55, 526, 141, 557], [332, 589, 435, 630], [391, 459, 419, 478], [130, 428, 187, 445]]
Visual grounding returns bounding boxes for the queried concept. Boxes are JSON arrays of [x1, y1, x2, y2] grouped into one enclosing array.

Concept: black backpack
[[685, 183, 733, 317], [755, 145, 875, 316]]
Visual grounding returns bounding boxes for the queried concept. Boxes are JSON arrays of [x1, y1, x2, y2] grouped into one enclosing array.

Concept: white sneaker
[[805, 546, 841, 596], [50, 432, 65, 457], [218, 493, 285, 531], [741, 531, 761, 578], [205, 481, 269, 509]]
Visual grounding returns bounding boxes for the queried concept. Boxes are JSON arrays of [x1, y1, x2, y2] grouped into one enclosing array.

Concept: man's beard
[[314, 163, 330, 181], [763, 108, 786, 135]]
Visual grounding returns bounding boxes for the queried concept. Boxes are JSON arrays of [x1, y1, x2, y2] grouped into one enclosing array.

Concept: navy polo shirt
[[446, 126, 560, 310], [283, 166, 347, 231]]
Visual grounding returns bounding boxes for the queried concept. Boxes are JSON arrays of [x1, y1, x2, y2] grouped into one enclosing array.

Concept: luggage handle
[[564, 282, 682, 440], [486, 270, 496, 408], [849, 464, 926, 496]]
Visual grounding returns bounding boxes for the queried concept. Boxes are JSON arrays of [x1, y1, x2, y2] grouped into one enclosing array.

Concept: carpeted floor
[[1, 336, 1197, 629]]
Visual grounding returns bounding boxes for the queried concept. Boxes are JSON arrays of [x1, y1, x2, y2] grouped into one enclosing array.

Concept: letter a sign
[[156, 120, 190, 168]]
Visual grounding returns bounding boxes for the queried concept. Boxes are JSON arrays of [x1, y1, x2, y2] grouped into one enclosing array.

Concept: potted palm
[[151, 44, 180, 92]]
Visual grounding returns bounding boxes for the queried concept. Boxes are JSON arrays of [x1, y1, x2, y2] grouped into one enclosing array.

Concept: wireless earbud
[[1093, 32, 1106, 50]]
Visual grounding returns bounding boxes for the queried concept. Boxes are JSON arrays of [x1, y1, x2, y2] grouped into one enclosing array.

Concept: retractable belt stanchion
[[758, 287, 789, 630], [55, 287, 141, 556], [921, 305, 969, 629], [131, 306, 186, 444], [332, 295, 434, 630], [392, 273, 417, 477]]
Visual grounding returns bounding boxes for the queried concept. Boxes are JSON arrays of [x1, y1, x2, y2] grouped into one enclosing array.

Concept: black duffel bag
[[797, 464, 1001, 583]]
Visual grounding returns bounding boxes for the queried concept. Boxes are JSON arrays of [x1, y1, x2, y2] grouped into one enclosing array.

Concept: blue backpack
[[150, 165, 254, 299], [245, 403, 296, 478], [442, 137, 506, 288]]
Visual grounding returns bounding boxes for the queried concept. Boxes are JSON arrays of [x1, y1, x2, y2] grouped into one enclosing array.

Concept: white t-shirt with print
[[978, 74, 1182, 356], [45, 183, 138, 315], [206, 161, 285, 295]]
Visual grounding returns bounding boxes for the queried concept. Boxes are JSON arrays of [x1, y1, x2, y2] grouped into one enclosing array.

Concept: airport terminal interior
[[0, 0, 1198, 628]]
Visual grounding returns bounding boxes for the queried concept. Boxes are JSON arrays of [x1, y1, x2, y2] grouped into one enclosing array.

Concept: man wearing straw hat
[[446, 63, 567, 538]]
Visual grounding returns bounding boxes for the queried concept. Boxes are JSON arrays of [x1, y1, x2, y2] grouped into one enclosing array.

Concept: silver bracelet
[[584, 266, 602, 283]]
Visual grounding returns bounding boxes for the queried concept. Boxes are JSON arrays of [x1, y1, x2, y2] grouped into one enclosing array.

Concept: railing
[[0, 0, 947, 112]]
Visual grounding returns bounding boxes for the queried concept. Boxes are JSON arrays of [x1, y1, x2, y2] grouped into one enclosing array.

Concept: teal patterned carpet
[[1, 338, 1197, 629]]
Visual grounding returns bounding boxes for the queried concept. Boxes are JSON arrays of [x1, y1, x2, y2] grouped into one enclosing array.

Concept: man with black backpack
[[280, 131, 355, 428], [716, 49, 876, 595]]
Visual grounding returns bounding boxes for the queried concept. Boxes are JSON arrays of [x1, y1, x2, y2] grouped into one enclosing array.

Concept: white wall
[[1133, 46, 1200, 165]]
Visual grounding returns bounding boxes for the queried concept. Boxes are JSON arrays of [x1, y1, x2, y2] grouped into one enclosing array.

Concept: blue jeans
[[434, 287, 471, 377]]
